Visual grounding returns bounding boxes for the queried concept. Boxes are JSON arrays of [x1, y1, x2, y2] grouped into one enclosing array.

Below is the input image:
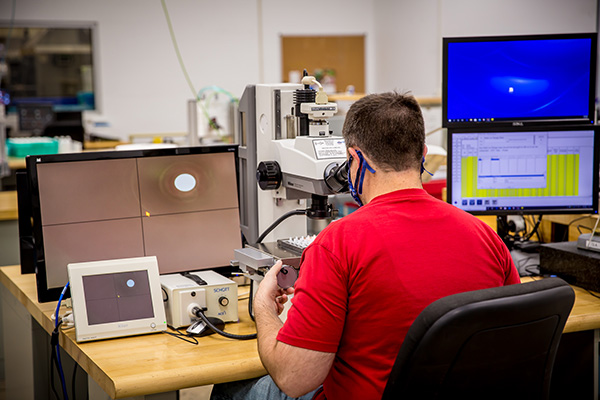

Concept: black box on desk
[[539, 241, 600, 293]]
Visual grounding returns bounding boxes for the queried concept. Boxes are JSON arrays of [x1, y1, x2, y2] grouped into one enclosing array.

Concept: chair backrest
[[381, 278, 575, 400]]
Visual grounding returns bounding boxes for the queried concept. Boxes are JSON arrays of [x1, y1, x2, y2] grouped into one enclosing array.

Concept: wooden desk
[[7, 156, 26, 170], [0, 265, 265, 399], [521, 276, 600, 333], [84, 140, 128, 150], [2, 266, 600, 399], [542, 214, 597, 242], [0, 190, 17, 221]]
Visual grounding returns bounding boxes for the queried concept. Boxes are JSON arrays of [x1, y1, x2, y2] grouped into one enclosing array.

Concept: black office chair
[[381, 277, 575, 400]]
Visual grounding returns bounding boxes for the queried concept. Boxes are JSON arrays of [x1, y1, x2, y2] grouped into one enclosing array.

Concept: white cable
[[587, 214, 600, 248], [61, 312, 74, 329], [301, 76, 323, 90], [51, 310, 75, 329]]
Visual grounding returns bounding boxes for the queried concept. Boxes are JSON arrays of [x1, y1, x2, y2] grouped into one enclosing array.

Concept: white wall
[[372, 0, 441, 96], [441, 0, 596, 37], [261, 0, 375, 87], [0, 0, 262, 138], [372, 0, 597, 96], [0, 0, 597, 140]]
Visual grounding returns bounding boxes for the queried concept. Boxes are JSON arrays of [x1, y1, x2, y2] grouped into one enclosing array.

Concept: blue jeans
[[210, 375, 320, 400]]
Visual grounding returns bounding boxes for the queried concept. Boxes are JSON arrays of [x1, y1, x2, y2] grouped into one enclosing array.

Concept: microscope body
[[237, 81, 347, 245], [235, 78, 349, 296]]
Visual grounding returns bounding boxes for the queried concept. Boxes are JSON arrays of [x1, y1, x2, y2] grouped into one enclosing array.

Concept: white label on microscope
[[313, 138, 346, 160]]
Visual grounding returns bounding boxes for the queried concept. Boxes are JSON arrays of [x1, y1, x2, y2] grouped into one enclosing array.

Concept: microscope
[[235, 74, 349, 291]]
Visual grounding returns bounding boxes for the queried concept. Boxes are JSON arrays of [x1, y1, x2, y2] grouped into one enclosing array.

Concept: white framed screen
[[68, 256, 167, 342]]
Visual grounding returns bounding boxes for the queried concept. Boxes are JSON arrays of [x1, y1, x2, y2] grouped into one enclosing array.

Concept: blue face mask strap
[[348, 155, 361, 206], [348, 149, 376, 207], [421, 156, 433, 177], [355, 150, 375, 195]]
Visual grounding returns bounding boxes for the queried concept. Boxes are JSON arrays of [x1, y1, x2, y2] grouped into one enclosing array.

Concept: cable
[[566, 214, 596, 241], [517, 256, 540, 277], [160, 0, 198, 100], [163, 328, 199, 345], [72, 363, 78, 400], [570, 217, 593, 236], [518, 256, 537, 268], [197, 85, 238, 104], [506, 215, 543, 249], [577, 224, 595, 235], [588, 213, 600, 242], [585, 289, 600, 300], [256, 209, 307, 244], [524, 265, 541, 277], [50, 326, 61, 400], [54, 282, 70, 400], [161, 2, 237, 136], [522, 215, 542, 241], [248, 280, 255, 322], [195, 86, 239, 131], [534, 217, 543, 243], [193, 307, 257, 340]]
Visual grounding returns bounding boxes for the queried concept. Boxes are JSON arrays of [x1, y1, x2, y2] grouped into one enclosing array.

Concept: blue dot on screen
[[127, 279, 135, 288]]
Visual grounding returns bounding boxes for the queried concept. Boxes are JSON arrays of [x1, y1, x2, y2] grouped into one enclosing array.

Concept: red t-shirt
[[277, 189, 519, 400]]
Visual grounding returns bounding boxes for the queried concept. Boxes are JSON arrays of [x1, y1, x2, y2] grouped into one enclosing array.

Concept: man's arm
[[254, 261, 335, 398]]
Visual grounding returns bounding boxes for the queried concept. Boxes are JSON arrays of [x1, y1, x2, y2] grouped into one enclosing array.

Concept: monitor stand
[[496, 215, 514, 250]]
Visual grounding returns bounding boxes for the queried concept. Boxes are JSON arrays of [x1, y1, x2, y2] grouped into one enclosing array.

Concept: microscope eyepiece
[[324, 160, 349, 193]]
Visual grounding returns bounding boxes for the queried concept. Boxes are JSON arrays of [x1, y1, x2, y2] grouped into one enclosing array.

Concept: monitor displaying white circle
[[174, 173, 196, 192]]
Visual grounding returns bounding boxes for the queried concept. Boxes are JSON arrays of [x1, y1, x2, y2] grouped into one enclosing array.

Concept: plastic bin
[[6, 137, 60, 157]]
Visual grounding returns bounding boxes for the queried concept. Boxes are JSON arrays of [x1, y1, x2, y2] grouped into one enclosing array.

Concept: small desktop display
[[26, 145, 242, 302], [447, 126, 600, 215], [83, 270, 154, 325], [443, 33, 597, 127], [68, 256, 168, 342]]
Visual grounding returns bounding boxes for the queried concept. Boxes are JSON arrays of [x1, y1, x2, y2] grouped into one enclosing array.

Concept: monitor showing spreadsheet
[[447, 126, 599, 215]]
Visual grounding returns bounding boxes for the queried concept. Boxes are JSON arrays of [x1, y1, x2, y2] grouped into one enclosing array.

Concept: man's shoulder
[[430, 200, 504, 241]]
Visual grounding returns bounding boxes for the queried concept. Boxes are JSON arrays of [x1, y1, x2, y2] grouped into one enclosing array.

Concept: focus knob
[[257, 161, 282, 190], [219, 296, 230, 307]]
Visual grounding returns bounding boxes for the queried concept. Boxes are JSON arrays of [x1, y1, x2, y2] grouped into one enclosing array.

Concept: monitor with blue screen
[[443, 33, 597, 128], [447, 126, 599, 216]]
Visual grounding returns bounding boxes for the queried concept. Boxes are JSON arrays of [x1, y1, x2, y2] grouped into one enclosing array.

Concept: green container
[[6, 137, 60, 157]]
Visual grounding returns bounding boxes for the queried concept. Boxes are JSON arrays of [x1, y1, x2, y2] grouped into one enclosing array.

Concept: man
[[212, 92, 519, 400]]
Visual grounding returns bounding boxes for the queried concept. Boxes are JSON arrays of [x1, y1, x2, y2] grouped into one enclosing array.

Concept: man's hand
[[254, 260, 335, 397], [254, 261, 294, 316]]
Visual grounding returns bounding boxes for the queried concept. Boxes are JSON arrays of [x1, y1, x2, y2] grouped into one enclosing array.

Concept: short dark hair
[[342, 92, 425, 172]]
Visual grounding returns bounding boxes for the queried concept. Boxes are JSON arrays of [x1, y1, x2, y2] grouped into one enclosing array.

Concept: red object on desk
[[423, 179, 446, 200]]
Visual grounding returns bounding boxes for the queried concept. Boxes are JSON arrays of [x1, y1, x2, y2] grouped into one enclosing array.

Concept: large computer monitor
[[443, 33, 597, 128], [24, 145, 242, 302], [447, 125, 600, 216]]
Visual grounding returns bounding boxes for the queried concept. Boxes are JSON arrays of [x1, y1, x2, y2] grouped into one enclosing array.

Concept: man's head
[[342, 92, 425, 172]]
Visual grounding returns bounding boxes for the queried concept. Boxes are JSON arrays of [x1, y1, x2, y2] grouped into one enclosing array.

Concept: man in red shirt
[[211, 92, 519, 400]]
